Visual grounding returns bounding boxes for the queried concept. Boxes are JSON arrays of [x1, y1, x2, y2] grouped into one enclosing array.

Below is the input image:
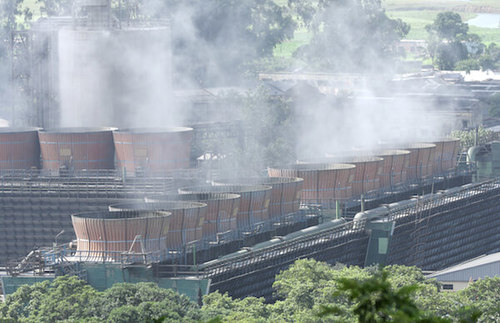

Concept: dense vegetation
[[1, 259, 499, 322], [426, 11, 500, 71]]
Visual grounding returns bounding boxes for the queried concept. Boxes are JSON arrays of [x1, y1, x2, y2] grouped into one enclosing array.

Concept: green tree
[[0, 277, 202, 322], [451, 126, 498, 151], [425, 12, 468, 41], [227, 86, 296, 172], [425, 12, 486, 71], [458, 277, 500, 322], [164, 0, 296, 86], [202, 292, 269, 322], [289, 0, 409, 72]]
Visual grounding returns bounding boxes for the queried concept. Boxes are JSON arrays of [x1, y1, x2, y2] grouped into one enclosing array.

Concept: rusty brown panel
[[388, 143, 436, 180], [375, 150, 411, 187], [178, 185, 272, 233], [269, 163, 354, 207], [72, 210, 170, 262], [113, 127, 193, 176], [109, 200, 206, 250], [145, 193, 241, 241], [39, 128, 115, 171], [323, 156, 383, 196], [431, 138, 460, 174], [0, 128, 40, 169], [213, 177, 303, 220]]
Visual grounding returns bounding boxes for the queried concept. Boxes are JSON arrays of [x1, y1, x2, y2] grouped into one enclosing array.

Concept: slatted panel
[[213, 178, 303, 221], [71, 210, 170, 262], [178, 185, 271, 234], [109, 201, 207, 250], [268, 163, 355, 207]]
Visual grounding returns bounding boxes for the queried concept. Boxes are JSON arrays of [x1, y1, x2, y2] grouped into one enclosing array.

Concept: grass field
[[275, 0, 500, 57]]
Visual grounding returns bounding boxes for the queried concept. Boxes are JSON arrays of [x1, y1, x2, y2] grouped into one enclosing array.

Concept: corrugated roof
[[428, 252, 500, 282]]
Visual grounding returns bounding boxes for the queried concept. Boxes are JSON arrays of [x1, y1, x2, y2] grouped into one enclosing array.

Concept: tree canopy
[[2, 260, 499, 322], [289, 0, 410, 73], [425, 11, 500, 71]]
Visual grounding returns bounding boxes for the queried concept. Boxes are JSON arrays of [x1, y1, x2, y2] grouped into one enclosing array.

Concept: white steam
[[58, 25, 178, 128]]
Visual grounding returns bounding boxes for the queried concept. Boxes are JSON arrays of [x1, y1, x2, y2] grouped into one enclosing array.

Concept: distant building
[[427, 252, 500, 291], [399, 40, 427, 56]]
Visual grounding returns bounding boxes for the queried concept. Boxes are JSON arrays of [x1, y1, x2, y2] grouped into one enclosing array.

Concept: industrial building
[[427, 252, 500, 291], [2, 0, 500, 304]]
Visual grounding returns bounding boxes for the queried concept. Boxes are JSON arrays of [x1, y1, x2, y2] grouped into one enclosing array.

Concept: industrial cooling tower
[[321, 156, 384, 196], [374, 149, 410, 189], [145, 193, 241, 242], [38, 127, 115, 171], [268, 163, 355, 208], [179, 185, 272, 234], [71, 210, 171, 262], [431, 138, 460, 175], [0, 128, 40, 169], [113, 127, 193, 175], [109, 200, 207, 251], [213, 177, 303, 221]]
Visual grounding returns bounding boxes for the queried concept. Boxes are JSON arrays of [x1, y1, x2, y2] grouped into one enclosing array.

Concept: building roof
[[427, 252, 500, 282]]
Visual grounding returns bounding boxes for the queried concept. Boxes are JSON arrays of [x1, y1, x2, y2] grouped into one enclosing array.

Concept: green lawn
[[275, 0, 500, 57], [383, 0, 500, 12], [388, 10, 500, 44]]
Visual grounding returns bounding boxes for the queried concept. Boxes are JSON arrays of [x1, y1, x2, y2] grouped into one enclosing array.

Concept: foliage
[[0, 276, 201, 322], [162, 0, 296, 86], [454, 59, 480, 74], [319, 270, 433, 322], [458, 277, 500, 322], [426, 11, 500, 71], [288, 0, 410, 72], [1, 261, 498, 322], [451, 126, 498, 152], [425, 12, 468, 41], [231, 86, 296, 173]]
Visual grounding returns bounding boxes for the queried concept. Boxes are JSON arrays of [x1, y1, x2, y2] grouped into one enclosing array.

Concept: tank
[[431, 138, 460, 175], [374, 150, 410, 189], [113, 127, 193, 176], [178, 185, 272, 234], [109, 200, 207, 250], [268, 163, 355, 207], [0, 128, 40, 169], [213, 177, 303, 220], [38, 127, 115, 171], [145, 193, 241, 241], [71, 210, 171, 262], [322, 156, 383, 196]]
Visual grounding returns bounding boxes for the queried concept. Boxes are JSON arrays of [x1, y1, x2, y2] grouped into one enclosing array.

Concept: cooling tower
[[113, 127, 193, 176], [431, 138, 460, 175], [374, 150, 411, 189], [0, 128, 40, 169], [178, 185, 272, 234], [322, 156, 383, 196], [38, 127, 115, 171], [71, 210, 171, 262], [145, 193, 241, 241], [213, 177, 303, 220], [109, 200, 206, 250], [268, 163, 355, 207]]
